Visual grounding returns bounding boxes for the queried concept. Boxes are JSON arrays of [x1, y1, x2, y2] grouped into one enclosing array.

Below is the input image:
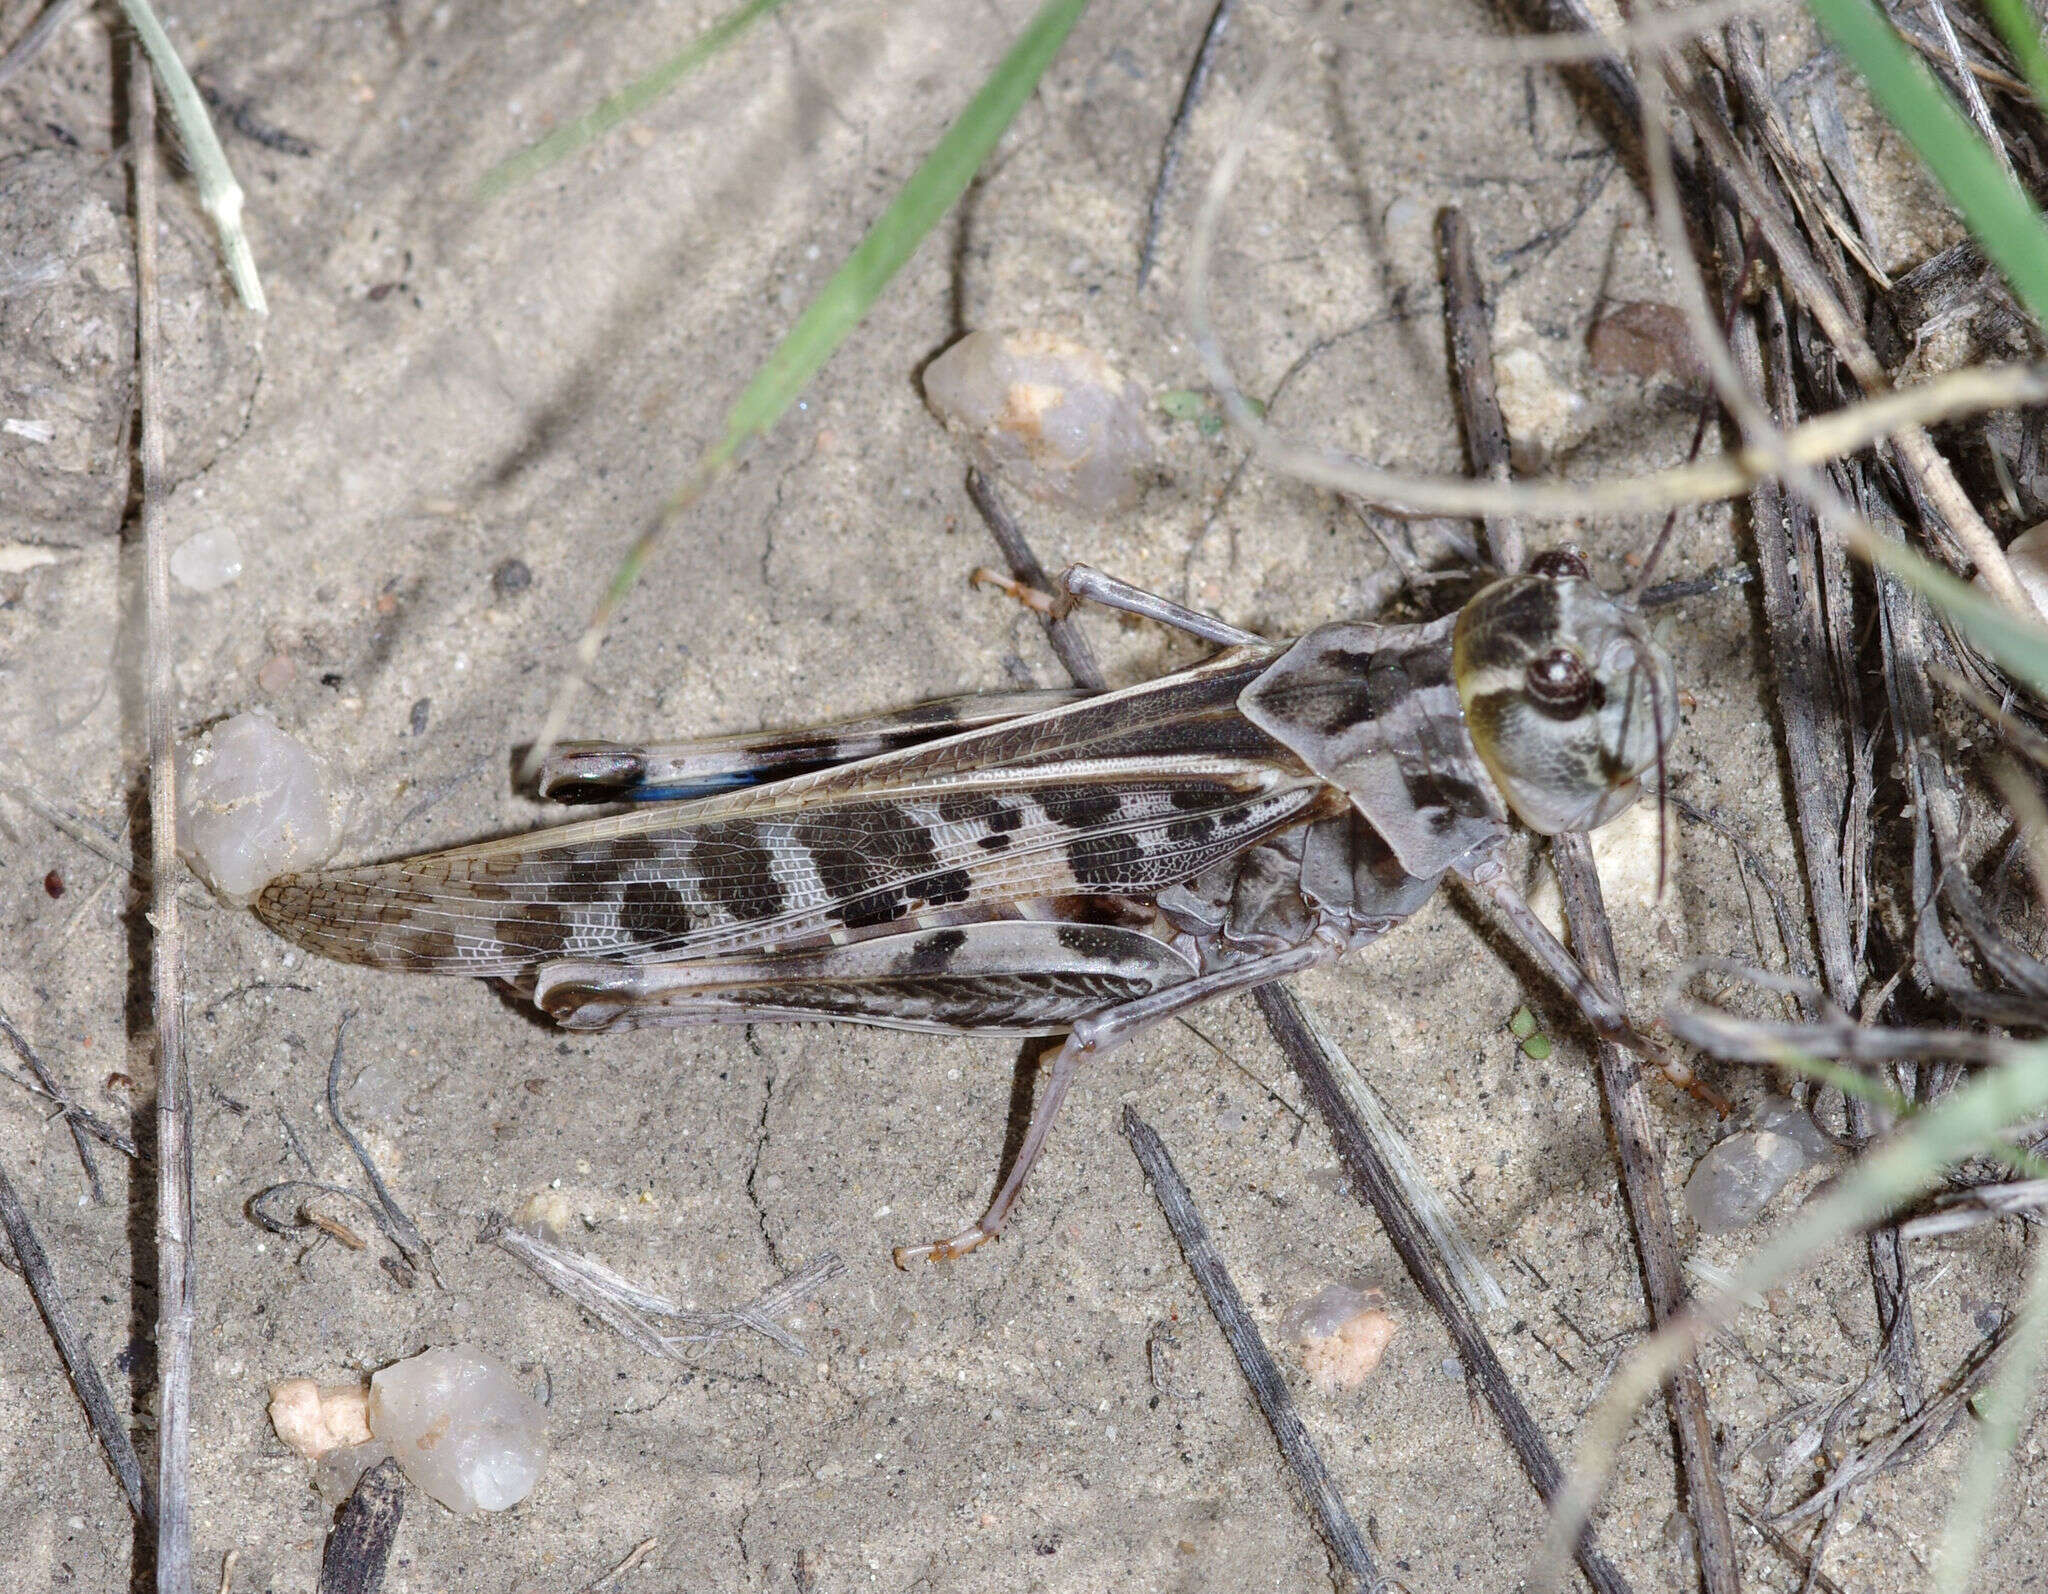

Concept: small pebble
[[1684, 1129, 1812, 1233], [1750, 1096, 1832, 1163], [1989, 522, 2048, 615], [268, 1377, 372, 1459], [368, 1346, 548, 1514], [923, 329, 1155, 514], [514, 1188, 579, 1243], [176, 712, 336, 900], [43, 869, 63, 898], [1588, 302, 1708, 390], [1282, 1283, 1398, 1392], [492, 557, 533, 598], [409, 697, 430, 737], [313, 1439, 395, 1506], [1381, 193, 1428, 237], [256, 653, 296, 694], [168, 525, 245, 591], [1492, 341, 1585, 466]]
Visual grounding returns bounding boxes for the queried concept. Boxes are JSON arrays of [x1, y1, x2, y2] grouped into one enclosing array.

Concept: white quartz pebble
[[924, 329, 1155, 514], [169, 525, 244, 591], [313, 1439, 394, 1506], [176, 712, 335, 900], [1684, 1129, 1811, 1233], [367, 1347, 547, 1515], [1282, 1282, 1398, 1392]]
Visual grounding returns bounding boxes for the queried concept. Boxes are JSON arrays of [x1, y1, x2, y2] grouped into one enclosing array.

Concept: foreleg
[[1457, 858, 1730, 1113]]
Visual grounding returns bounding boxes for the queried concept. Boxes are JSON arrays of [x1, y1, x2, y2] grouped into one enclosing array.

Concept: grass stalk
[[477, 0, 798, 199], [115, 0, 266, 314], [1805, 0, 2048, 327]]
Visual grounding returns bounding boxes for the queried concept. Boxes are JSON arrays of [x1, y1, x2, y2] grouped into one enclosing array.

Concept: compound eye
[[1527, 548, 1590, 580], [1525, 646, 1593, 715]]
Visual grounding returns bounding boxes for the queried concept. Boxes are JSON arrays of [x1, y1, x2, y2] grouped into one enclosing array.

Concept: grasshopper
[[255, 550, 1687, 1264]]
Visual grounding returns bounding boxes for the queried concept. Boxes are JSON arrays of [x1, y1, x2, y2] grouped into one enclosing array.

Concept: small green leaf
[[1508, 1005, 1538, 1040], [1195, 412, 1225, 438], [1521, 1033, 1553, 1061], [1157, 388, 1210, 419]]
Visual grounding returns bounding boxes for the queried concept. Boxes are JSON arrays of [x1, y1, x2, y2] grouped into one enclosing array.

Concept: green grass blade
[[115, 0, 266, 313], [478, 0, 797, 199], [713, 0, 1088, 451], [1807, 0, 2048, 328], [1536, 1040, 2048, 1587], [1933, 1237, 2048, 1594], [1983, 0, 2048, 112], [585, 0, 1091, 629], [1848, 523, 2048, 697]]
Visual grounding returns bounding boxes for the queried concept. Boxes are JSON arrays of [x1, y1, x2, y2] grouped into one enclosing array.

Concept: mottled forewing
[[1238, 617, 1507, 878], [256, 771, 1320, 977]]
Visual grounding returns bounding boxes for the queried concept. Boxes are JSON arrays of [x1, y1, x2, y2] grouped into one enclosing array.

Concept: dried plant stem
[[1648, 52, 1927, 1414], [1553, 834, 1741, 1594], [0, 0, 87, 92], [580, 1536, 660, 1594], [1137, 0, 1237, 291], [1255, 986, 1636, 1594], [1121, 1107, 1378, 1587], [0, 1002, 123, 1201], [325, 1017, 437, 1286], [0, 1155, 152, 1524], [1660, 63, 2032, 619], [483, 1215, 843, 1358], [964, 470, 1105, 691], [1435, 206, 1523, 574], [132, 51, 196, 1594]]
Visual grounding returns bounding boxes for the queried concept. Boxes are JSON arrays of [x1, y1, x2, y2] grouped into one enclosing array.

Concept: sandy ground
[[1, 0, 2040, 1589]]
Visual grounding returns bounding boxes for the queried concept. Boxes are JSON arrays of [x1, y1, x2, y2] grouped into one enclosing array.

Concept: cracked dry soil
[[0, 1, 2038, 1589]]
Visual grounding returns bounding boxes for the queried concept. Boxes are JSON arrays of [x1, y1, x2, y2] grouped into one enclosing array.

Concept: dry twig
[[1137, 0, 1236, 291], [324, 1017, 438, 1286], [133, 49, 198, 1594], [0, 1002, 132, 1201], [580, 1536, 660, 1594], [0, 1153, 152, 1524], [317, 1458, 406, 1594], [1552, 834, 1742, 1594], [1121, 1106, 1378, 1588], [1435, 206, 1523, 574]]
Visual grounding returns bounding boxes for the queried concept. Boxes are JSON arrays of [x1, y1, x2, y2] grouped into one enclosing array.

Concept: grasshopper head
[[1453, 549, 1675, 834]]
